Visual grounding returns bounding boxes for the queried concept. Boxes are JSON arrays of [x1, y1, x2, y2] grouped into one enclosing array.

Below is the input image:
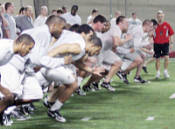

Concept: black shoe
[[43, 97, 54, 109], [20, 104, 34, 115], [2, 113, 13, 126], [91, 82, 99, 90], [116, 71, 124, 80], [11, 108, 29, 121], [48, 110, 66, 123], [142, 66, 148, 73], [75, 87, 86, 96], [101, 82, 116, 92], [0, 112, 3, 125], [83, 85, 91, 92], [122, 73, 129, 84], [134, 76, 147, 83]]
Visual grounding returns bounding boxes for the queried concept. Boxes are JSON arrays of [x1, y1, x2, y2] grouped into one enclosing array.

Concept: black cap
[[71, 5, 78, 11]]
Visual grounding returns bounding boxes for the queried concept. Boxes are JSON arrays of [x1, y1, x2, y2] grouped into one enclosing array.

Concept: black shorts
[[154, 43, 169, 58]]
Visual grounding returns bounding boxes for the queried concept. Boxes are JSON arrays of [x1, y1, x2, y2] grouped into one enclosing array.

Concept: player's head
[[14, 34, 35, 56], [46, 15, 66, 39], [116, 16, 129, 33], [143, 19, 152, 32], [93, 15, 106, 32], [157, 10, 164, 23], [86, 35, 102, 56], [71, 5, 78, 16], [78, 24, 94, 42]]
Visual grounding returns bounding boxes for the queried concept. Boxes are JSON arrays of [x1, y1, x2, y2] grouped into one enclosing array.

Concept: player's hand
[[130, 48, 135, 53], [93, 66, 105, 77], [64, 55, 72, 64], [125, 34, 133, 41], [34, 66, 41, 72]]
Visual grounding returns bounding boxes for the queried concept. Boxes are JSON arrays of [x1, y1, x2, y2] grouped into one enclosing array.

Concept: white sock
[[50, 100, 63, 111], [164, 69, 168, 73], [4, 106, 16, 114]]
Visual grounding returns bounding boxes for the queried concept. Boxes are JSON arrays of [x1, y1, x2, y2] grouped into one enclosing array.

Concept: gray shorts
[[102, 50, 121, 65], [122, 52, 139, 61]]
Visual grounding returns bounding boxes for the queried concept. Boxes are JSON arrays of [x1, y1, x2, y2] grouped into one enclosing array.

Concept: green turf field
[[2, 60, 175, 129]]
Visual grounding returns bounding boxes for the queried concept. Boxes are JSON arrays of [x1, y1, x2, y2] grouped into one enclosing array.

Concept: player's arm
[[48, 43, 81, 57], [113, 34, 132, 47]]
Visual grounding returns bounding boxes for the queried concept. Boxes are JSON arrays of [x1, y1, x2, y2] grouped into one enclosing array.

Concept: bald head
[[40, 5, 48, 16], [46, 15, 66, 39]]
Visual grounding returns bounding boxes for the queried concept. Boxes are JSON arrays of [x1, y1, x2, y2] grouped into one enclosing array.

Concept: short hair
[[5, 2, 12, 11], [19, 7, 27, 14], [151, 19, 158, 26], [16, 34, 35, 45], [91, 36, 102, 48], [92, 9, 98, 14], [69, 24, 80, 32], [77, 24, 94, 34], [45, 15, 66, 26], [93, 15, 106, 24], [71, 5, 78, 11], [52, 9, 57, 13], [116, 15, 126, 24], [57, 9, 63, 14], [132, 12, 136, 16], [143, 19, 151, 26]]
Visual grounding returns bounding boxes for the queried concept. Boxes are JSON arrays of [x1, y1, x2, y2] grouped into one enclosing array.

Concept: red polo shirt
[[154, 21, 174, 44]]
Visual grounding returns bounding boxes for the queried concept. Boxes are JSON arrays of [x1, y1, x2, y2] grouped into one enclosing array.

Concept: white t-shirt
[[101, 25, 122, 51], [128, 17, 142, 32], [110, 17, 117, 27], [34, 15, 48, 27], [22, 24, 52, 65], [87, 15, 94, 24], [128, 25, 149, 49], [0, 39, 14, 66], [50, 30, 86, 61], [61, 12, 81, 25]]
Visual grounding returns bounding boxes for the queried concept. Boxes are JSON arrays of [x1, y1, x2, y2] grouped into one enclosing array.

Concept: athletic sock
[[50, 100, 63, 111]]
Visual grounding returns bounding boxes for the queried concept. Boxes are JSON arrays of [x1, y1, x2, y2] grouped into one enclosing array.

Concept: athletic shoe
[[48, 110, 66, 123], [82, 85, 91, 92], [121, 73, 129, 84], [91, 82, 100, 91], [0, 112, 3, 125], [75, 88, 86, 96], [116, 71, 124, 80], [156, 71, 160, 79], [101, 82, 116, 92], [43, 97, 54, 109], [2, 113, 13, 126], [164, 71, 170, 78], [142, 66, 148, 73], [116, 72, 129, 84], [134, 76, 147, 83], [11, 108, 29, 121]]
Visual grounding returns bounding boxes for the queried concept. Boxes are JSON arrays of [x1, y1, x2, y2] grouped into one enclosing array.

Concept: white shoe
[[156, 71, 160, 79], [164, 71, 170, 78]]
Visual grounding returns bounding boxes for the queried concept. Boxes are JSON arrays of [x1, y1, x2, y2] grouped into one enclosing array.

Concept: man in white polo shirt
[[61, 5, 81, 25]]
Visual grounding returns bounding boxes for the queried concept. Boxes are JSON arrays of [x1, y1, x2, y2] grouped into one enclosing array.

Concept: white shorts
[[22, 76, 43, 100], [0, 63, 43, 100], [0, 63, 23, 96], [121, 59, 132, 71], [44, 65, 76, 85]]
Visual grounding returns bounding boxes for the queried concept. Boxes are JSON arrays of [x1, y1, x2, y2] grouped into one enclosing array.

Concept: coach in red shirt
[[153, 10, 174, 79]]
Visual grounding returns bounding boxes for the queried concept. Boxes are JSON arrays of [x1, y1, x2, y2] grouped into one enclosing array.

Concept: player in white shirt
[[0, 34, 35, 113], [117, 19, 153, 83], [110, 10, 121, 27], [0, 16, 66, 126], [43, 24, 103, 123], [128, 12, 142, 31], [34, 6, 48, 27], [61, 5, 81, 25], [87, 9, 98, 25]]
